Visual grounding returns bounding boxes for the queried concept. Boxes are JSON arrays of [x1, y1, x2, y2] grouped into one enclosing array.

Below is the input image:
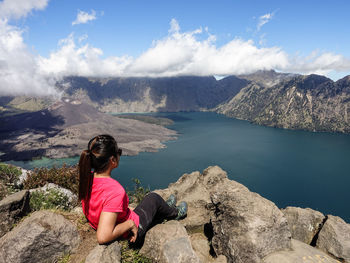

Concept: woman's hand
[[129, 221, 138, 243]]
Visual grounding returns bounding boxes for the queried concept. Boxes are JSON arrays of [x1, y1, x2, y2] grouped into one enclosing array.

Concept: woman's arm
[[96, 211, 138, 244]]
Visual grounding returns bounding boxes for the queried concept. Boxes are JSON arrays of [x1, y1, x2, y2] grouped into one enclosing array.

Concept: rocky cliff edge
[[0, 166, 349, 263]]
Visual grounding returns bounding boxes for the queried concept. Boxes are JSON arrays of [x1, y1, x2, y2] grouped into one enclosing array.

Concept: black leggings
[[133, 192, 178, 245]]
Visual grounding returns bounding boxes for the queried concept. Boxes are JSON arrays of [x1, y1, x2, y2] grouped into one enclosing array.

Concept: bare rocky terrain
[[216, 74, 350, 133], [0, 99, 176, 161], [1, 165, 349, 263]]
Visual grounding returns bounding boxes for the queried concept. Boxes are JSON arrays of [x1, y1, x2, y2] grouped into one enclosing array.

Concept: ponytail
[[78, 150, 93, 201], [78, 134, 120, 201]]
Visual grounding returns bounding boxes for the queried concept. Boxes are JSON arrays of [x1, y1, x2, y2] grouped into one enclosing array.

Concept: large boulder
[[85, 241, 121, 263], [0, 190, 30, 237], [264, 239, 341, 263], [0, 210, 80, 263], [282, 206, 325, 244], [316, 215, 350, 262], [208, 167, 291, 263], [155, 167, 227, 231], [140, 220, 201, 263]]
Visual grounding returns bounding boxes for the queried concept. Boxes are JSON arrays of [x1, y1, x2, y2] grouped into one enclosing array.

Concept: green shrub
[[24, 164, 78, 194], [127, 178, 150, 205], [30, 188, 71, 211], [0, 163, 22, 199], [120, 240, 152, 263], [0, 162, 22, 185]]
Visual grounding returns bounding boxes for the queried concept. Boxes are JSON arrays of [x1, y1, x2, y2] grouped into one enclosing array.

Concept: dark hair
[[78, 134, 122, 201]]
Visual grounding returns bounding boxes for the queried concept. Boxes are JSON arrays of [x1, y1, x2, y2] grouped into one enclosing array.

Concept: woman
[[78, 134, 187, 245]]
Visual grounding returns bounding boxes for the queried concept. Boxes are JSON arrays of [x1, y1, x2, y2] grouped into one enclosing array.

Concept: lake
[[9, 112, 350, 222]]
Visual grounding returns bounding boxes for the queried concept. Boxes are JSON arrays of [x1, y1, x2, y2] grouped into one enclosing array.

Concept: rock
[[263, 239, 341, 263], [316, 215, 350, 262], [154, 166, 227, 231], [190, 233, 212, 262], [140, 220, 201, 263], [208, 167, 291, 263], [30, 183, 78, 208], [213, 255, 228, 263], [0, 190, 30, 237], [282, 206, 325, 244], [189, 232, 228, 263], [85, 241, 121, 263], [0, 210, 80, 263]]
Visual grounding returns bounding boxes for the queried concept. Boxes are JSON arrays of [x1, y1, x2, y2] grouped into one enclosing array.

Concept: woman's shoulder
[[93, 177, 125, 194]]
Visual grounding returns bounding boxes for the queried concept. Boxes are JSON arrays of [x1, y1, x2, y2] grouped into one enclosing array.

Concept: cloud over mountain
[[1, 10, 350, 97]]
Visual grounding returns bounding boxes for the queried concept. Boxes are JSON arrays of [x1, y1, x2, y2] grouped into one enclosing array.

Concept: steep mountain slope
[[216, 74, 350, 133], [58, 76, 248, 112]]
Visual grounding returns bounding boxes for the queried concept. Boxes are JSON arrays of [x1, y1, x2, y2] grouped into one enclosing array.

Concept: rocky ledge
[[0, 166, 349, 263]]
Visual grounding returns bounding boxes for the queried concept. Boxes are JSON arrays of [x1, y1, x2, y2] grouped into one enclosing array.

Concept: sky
[[0, 0, 350, 96]]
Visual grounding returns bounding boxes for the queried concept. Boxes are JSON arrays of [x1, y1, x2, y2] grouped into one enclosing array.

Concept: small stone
[[85, 241, 121, 263], [140, 220, 201, 263]]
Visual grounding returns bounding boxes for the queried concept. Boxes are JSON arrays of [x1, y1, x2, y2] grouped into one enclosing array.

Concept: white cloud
[[72, 9, 97, 25], [0, 0, 49, 19], [287, 51, 350, 76], [0, 20, 59, 97], [257, 12, 274, 31], [39, 19, 289, 78], [1, 17, 350, 97]]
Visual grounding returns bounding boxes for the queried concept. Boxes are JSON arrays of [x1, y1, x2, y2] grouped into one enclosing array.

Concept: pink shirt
[[81, 177, 139, 236]]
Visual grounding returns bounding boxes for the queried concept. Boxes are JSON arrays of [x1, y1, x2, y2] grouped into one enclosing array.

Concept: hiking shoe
[[175, 201, 188, 220], [166, 194, 177, 208]]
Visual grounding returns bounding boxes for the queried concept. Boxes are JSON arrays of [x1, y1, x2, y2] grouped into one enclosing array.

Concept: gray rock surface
[[85, 241, 121, 263], [0, 210, 80, 263], [140, 220, 201, 263], [155, 166, 227, 231], [316, 215, 350, 262], [208, 167, 291, 263], [0, 190, 30, 237], [264, 239, 341, 263], [190, 233, 212, 262], [282, 206, 325, 244], [189, 233, 228, 263]]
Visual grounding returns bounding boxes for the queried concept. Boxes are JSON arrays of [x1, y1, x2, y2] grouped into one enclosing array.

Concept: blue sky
[[1, 0, 350, 96]]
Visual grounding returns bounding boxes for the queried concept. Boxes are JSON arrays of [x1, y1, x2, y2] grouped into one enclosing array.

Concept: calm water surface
[[10, 112, 350, 222]]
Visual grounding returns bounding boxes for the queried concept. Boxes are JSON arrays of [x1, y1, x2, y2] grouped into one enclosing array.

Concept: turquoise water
[[9, 112, 350, 222]]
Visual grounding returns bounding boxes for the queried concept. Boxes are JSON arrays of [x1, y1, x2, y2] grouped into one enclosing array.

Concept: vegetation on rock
[[0, 162, 22, 199], [23, 164, 79, 195], [30, 188, 71, 211]]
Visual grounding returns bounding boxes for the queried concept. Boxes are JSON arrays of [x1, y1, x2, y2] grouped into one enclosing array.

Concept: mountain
[[238, 69, 297, 87], [0, 99, 176, 161], [2, 70, 350, 138], [216, 74, 350, 133], [58, 76, 248, 113]]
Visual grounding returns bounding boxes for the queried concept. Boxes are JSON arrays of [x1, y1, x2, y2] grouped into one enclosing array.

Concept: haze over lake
[[11, 112, 350, 222]]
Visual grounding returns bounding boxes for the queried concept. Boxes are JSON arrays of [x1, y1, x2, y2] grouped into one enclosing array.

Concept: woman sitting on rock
[[78, 134, 187, 245]]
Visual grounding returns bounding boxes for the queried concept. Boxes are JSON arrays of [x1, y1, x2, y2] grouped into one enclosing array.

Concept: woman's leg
[[133, 192, 178, 243]]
